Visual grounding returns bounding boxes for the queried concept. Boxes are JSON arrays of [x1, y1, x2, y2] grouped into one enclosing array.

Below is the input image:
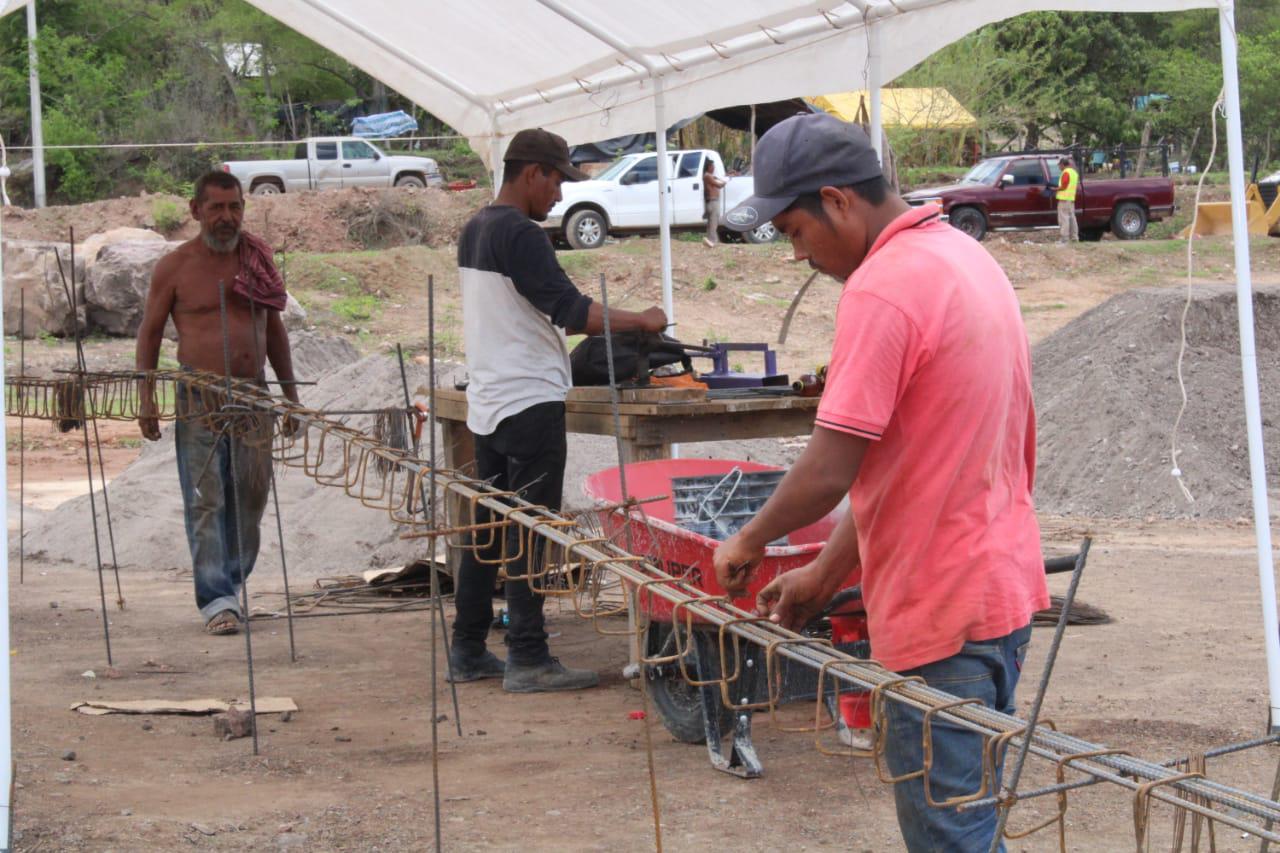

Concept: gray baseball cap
[[723, 113, 883, 231]]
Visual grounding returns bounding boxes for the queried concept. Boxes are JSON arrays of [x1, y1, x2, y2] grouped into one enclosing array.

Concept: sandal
[[205, 611, 241, 636]]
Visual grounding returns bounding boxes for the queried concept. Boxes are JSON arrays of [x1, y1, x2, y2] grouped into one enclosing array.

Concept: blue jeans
[[173, 382, 272, 621], [883, 625, 1032, 853]]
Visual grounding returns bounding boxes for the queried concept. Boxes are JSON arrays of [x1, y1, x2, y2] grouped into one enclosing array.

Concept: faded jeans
[[174, 381, 272, 621], [705, 199, 721, 244], [882, 624, 1032, 853]]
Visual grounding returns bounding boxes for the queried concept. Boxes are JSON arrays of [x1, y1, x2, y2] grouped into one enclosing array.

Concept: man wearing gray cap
[[451, 128, 667, 693], [713, 113, 1047, 852]]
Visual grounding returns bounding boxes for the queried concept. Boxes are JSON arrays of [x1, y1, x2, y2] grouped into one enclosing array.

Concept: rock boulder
[[2, 239, 86, 338]]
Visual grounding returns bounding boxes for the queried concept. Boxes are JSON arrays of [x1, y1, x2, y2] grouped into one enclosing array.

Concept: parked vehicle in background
[[543, 149, 776, 249], [219, 137, 444, 195], [902, 153, 1175, 241]]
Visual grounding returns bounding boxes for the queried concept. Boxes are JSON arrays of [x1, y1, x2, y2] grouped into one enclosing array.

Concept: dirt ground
[[6, 188, 1280, 850]]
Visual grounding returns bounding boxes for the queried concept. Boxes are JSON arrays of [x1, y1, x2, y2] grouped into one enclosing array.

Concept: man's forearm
[[575, 303, 660, 335], [739, 428, 867, 549], [265, 313, 299, 404]]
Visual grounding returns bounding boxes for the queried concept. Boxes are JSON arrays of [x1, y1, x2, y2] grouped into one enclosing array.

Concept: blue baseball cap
[[724, 113, 883, 231]]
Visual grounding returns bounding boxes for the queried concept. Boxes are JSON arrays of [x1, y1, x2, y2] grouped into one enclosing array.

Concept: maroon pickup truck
[[902, 154, 1175, 242]]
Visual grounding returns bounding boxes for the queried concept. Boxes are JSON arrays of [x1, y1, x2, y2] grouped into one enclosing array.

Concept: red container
[[582, 459, 845, 623]]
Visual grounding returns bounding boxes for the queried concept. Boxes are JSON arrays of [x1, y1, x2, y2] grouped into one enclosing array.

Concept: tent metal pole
[[25, 0, 45, 208], [0, 152, 12, 852], [654, 76, 674, 324], [1219, 2, 1280, 731], [490, 115, 505, 199], [868, 21, 883, 164]]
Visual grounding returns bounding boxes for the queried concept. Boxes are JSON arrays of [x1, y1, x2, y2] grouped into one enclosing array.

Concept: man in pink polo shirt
[[714, 113, 1047, 852]]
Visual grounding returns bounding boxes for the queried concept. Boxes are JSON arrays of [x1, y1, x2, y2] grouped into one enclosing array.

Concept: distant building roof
[[809, 88, 976, 130]]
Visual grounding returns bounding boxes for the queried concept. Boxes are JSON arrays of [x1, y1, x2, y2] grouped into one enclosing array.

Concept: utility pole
[[26, 0, 46, 208]]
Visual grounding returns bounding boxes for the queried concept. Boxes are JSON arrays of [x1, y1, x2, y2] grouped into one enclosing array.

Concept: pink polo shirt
[[816, 206, 1048, 672]]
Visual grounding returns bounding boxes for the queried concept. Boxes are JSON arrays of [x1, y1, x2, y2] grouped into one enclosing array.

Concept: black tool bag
[[570, 332, 693, 386]]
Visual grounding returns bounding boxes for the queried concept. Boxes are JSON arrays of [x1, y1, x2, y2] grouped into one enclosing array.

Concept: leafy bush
[[152, 198, 186, 233]]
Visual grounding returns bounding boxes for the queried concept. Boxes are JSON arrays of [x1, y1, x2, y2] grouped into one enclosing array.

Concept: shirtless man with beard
[[135, 170, 298, 635]]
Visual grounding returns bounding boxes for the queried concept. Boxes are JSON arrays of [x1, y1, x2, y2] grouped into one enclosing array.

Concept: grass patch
[[617, 239, 653, 256], [1021, 302, 1068, 314], [702, 276, 717, 291], [1113, 239, 1187, 255], [332, 294, 380, 322], [283, 253, 361, 294], [558, 251, 598, 278]]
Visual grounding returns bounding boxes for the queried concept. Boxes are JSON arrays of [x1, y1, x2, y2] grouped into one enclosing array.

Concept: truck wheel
[[251, 180, 283, 196], [743, 222, 779, 244], [565, 209, 606, 250], [949, 206, 987, 241], [1111, 202, 1148, 240], [394, 174, 426, 189], [645, 624, 735, 744]]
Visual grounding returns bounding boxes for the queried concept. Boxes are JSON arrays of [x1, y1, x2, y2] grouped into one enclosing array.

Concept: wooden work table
[[430, 386, 820, 466]]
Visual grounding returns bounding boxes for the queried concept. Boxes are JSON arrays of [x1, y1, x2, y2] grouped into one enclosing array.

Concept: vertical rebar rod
[[58, 238, 112, 666], [988, 537, 1092, 851], [247, 298, 297, 663], [268, 477, 297, 663], [218, 279, 260, 755], [395, 340, 462, 739], [600, 275, 662, 852], [426, 276, 443, 853], [18, 287, 24, 585], [66, 228, 124, 609]]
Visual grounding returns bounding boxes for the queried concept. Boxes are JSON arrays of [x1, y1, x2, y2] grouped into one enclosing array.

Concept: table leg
[[622, 441, 670, 464]]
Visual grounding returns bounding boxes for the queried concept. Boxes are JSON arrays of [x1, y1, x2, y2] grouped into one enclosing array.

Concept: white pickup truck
[[219, 137, 444, 195], [543, 149, 775, 249]]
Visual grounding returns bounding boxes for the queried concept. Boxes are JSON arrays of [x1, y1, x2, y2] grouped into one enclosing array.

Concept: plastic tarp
[[350, 109, 419, 138], [812, 88, 978, 129], [242, 1, 1215, 164]]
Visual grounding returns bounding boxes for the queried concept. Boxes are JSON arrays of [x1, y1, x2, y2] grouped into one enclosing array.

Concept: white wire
[[1171, 88, 1226, 504]]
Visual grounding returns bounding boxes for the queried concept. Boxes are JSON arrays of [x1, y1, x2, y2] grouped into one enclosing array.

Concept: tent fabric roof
[[811, 88, 977, 129], [244, 1, 1215, 164]]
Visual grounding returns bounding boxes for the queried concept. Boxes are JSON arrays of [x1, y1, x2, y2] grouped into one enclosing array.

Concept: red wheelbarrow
[[583, 458, 872, 776]]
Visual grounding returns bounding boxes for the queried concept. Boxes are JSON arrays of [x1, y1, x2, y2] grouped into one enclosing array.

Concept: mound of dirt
[[22, 337, 457, 577], [1, 186, 490, 254], [1033, 283, 1280, 519]]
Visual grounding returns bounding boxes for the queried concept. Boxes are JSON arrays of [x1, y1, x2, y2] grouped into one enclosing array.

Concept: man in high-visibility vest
[[1056, 156, 1079, 243]]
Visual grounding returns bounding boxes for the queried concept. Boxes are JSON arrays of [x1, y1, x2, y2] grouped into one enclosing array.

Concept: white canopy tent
[[0, 1, 1272, 846]]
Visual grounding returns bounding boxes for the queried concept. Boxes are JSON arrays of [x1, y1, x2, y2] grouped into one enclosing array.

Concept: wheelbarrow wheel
[[645, 624, 735, 745]]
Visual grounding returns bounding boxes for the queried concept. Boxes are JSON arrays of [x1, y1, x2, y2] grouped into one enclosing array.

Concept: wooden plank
[[568, 385, 706, 404], [430, 385, 818, 419], [631, 409, 817, 445]]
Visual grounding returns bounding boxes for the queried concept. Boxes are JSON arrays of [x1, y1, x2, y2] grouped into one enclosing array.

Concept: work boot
[[445, 649, 506, 683], [503, 657, 600, 693]]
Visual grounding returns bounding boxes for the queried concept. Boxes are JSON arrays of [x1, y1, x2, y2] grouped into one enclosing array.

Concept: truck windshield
[[597, 156, 638, 182], [961, 160, 1005, 185]]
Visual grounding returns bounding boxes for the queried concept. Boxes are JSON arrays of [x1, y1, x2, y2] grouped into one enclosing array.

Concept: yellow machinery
[[1180, 181, 1280, 237]]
